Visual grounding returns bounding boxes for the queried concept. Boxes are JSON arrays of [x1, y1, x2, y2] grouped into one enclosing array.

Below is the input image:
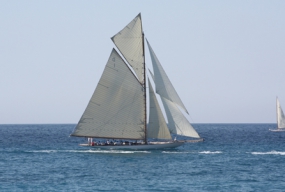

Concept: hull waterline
[[79, 141, 185, 150]]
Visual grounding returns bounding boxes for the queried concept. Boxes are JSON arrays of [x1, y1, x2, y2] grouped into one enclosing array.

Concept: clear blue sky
[[1, 1, 285, 124]]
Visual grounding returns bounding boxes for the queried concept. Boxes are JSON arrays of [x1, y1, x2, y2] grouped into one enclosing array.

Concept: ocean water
[[1, 124, 285, 191]]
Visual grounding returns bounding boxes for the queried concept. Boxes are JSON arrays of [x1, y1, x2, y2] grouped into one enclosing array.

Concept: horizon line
[[0, 122, 277, 125]]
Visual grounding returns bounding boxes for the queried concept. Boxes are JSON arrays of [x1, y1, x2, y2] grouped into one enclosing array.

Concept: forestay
[[111, 13, 144, 83], [161, 97, 200, 138], [146, 40, 189, 114], [277, 98, 285, 129], [71, 49, 145, 139], [147, 80, 172, 140]]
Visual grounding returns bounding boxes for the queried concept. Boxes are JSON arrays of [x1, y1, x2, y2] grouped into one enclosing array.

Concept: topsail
[[111, 13, 144, 83]]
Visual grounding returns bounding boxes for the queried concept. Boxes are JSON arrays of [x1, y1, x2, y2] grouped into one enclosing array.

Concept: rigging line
[[188, 112, 195, 124]]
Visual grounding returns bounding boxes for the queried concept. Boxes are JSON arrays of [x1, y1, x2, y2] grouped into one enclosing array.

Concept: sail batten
[[71, 49, 145, 139], [147, 80, 172, 140], [112, 13, 144, 83]]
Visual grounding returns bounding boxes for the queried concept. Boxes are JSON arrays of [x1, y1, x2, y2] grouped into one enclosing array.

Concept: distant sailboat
[[270, 97, 285, 132], [70, 13, 203, 149]]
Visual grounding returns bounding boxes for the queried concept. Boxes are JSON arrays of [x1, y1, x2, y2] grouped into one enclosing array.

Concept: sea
[[1, 124, 285, 192]]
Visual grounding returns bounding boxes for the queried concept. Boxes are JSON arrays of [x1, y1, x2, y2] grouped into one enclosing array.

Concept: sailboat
[[270, 97, 285, 132], [70, 13, 203, 149]]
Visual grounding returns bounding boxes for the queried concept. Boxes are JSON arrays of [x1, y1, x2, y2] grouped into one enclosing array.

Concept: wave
[[162, 151, 222, 154], [199, 151, 222, 154], [28, 150, 58, 153], [250, 151, 285, 155], [162, 151, 191, 154]]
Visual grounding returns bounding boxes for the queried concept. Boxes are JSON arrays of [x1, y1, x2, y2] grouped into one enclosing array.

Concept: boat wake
[[27, 149, 151, 154], [269, 129, 285, 132], [28, 150, 223, 154], [162, 151, 222, 154], [27, 150, 58, 153], [250, 151, 285, 155]]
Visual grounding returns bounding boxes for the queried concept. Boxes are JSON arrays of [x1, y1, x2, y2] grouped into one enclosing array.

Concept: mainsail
[[148, 80, 172, 139], [146, 39, 189, 114], [71, 49, 145, 139], [111, 13, 144, 83], [161, 97, 200, 138], [277, 98, 285, 129]]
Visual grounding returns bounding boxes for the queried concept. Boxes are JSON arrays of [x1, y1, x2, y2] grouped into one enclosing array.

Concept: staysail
[[146, 39, 189, 114], [161, 97, 200, 138], [148, 80, 172, 139], [71, 49, 145, 139], [111, 13, 144, 83], [277, 98, 285, 129]]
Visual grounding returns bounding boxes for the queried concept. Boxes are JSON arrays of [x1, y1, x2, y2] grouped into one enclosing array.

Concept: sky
[[1, 1, 285, 124]]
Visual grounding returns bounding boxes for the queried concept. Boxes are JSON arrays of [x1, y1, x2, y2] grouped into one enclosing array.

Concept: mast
[[142, 31, 147, 144], [138, 13, 147, 144]]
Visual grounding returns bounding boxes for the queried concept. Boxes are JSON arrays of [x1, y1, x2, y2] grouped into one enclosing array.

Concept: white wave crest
[[251, 151, 285, 155], [162, 151, 222, 154], [162, 151, 191, 154], [199, 151, 222, 154], [28, 150, 58, 153]]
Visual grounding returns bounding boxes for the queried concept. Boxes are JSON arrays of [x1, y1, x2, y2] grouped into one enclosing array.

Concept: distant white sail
[[148, 80, 172, 139], [146, 40, 188, 114], [111, 13, 144, 83], [277, 98, 285, 129], [161, 97, 200, 138], [71, 49, 145, 139]]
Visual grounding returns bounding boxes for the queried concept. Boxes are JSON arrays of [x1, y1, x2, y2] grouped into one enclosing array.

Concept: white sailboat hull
[[79, 141, 185, 150], [269, 128, 285, 132]]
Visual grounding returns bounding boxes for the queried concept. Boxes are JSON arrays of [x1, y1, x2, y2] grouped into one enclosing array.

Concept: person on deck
[[88, 138, 91, 145]]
